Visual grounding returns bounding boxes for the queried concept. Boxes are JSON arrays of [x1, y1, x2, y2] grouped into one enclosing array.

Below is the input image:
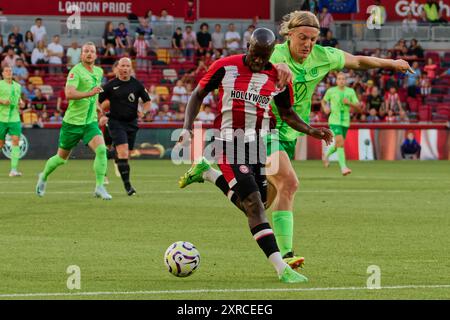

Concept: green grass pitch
[[0, 159, 449, 299]]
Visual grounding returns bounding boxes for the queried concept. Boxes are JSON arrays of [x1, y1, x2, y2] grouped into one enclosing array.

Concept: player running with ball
[[0, 66, 24, 177], [180, 11, 414, 270], [178, 28, 333, 283], [36, 42, 111, 200]]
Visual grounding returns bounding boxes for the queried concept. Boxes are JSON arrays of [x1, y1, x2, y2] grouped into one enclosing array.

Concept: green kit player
[[36, 42, 111, 200], [179, 11, 414, 270], [321, 72, 361, 175], [0, 66, 23, 177]]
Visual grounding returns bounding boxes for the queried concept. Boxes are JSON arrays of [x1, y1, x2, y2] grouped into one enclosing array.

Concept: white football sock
[[268, 252, 289, 275], [202, 167, 221, 184]]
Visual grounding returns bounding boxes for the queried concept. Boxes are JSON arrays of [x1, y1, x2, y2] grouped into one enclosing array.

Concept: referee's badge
[[128, 93, 136, 102]]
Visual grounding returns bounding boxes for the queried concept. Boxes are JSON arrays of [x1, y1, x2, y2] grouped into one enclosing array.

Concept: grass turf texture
[[0, 159, 449, 300]]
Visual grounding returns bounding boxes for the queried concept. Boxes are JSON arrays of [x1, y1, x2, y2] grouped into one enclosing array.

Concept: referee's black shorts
[[107, 118, 139, 150]]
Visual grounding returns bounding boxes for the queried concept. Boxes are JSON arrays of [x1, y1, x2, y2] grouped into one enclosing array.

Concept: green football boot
[[279, 266, 308, 284], [178, 157, 211, 189]]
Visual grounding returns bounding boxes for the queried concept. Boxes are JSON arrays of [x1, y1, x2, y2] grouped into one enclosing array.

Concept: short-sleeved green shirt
[[0, 80, 22, 123], [270, 43, 345, 141], [64, 63, 103, 125], [323, 86, 359, 128]]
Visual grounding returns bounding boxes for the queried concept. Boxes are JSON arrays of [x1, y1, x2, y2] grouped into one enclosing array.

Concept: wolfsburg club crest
[[2, 134, 29, 159]]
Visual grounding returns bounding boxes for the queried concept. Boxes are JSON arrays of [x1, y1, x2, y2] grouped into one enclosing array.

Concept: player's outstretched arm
[[65, 85, 103, 100], [343, 52, 415, 74], [274, 86, 333, 145]]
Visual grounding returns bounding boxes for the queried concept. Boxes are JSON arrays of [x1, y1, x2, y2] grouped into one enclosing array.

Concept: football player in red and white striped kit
[[178, 28, 333, 283]]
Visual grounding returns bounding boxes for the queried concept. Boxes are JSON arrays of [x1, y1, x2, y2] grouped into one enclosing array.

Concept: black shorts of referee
[[107, 117, 139, 150]]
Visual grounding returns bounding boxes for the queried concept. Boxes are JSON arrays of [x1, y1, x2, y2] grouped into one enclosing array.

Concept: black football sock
[[215, 175, 244, 212], [117, 159, 131, 189]]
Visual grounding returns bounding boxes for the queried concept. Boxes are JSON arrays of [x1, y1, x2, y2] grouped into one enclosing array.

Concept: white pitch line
[[0, 190, 448, 195], [0, 284, 449, 298]]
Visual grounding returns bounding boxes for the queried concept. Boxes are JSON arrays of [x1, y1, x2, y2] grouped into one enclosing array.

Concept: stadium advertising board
[[0, 0, 271, 18]]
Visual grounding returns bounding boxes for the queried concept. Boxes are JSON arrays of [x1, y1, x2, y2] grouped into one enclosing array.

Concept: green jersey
[[323, 86, 359, 128], [64, 63, 103, 125], [270, 43, 345, 141], [0, 80, 22, 123]]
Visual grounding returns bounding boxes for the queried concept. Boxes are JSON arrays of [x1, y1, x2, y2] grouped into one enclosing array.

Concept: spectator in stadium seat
[[366, 86, 384, 114], [242, 25, 256, 52], [196, 105, 215, 124], [398, 109, 410, 123], [49, 110, 63, 123], [196, 23, 212, 57], [319, 6, 334, 37], [406, 61, 421, 98], [66, 41, 81, 70], [172, 80, 188, 106], [402, 11, 418, 33], [22, 108, 39, 128], [184, 0, 197, 24], [407, 39, 424, 59], [424, 57, 438, 80], [102, 21, 117, 55], [401, 132, 421, 159], [12, 58, 29, 85], [172, 27, 184, 61], [159, 9, 174, 24], [115, 23, 131, 56], [301, 0, 319, 14], [22, 82, 36, 101], [385, 109, 398, 122], [31, 88, 47, 113], [47, 35, 64, 74], [8, 26, 24, 47], [175, 104, 186, 122], [424, 0, 447, 24], [320, 30, 339, 48], [211, 24, 225, 53], [31, 40, 49, 73], [420, 74, 431, 96], [182, 25, 197, 62], [385, 87, 403, 113], [367, 108, 380, 122], [147, 85, 160, 105], [23, 31, 35, 58], [2, 36, 25, 60], [144, 10, 157, 23], [1, 48, 19, 68], [30, 18, 47, 44], [133, 32, 150, 71], [38, 111, 49, 127], [154, 104, 174, 122], [136, 19, 153, 41], [225, 23, 241, 54]]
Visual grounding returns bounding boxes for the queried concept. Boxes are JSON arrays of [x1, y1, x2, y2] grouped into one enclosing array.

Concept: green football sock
[[272, 210, 293, 257], [94, 144, 107, 187], [326, 145, 337, 158], [10, 145, 20, 170], [42, 155, 67, 181], [337, 147, 347, 170]]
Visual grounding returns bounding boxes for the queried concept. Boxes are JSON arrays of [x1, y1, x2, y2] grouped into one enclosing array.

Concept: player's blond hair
[[279, 10, 320, 37]]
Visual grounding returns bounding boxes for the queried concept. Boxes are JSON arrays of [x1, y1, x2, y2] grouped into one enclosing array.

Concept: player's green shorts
[[264, 133, 297, 160], [329, 125, 349, 139], [0, 121, 21, 140], [59, 121, 103, 150]]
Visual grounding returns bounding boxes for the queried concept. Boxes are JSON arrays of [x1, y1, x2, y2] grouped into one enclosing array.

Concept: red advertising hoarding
[[0, 0, 270, 19]]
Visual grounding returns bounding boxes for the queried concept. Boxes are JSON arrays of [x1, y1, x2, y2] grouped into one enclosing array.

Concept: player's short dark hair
[[200, 23, 209, 29]]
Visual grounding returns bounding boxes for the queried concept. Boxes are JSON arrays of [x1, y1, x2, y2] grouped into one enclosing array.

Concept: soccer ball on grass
[[164, 241, 200, 277]]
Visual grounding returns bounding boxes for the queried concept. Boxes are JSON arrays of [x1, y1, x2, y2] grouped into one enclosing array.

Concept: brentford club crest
[[2, 134, 29, 159], [239, 165, 250, 174]]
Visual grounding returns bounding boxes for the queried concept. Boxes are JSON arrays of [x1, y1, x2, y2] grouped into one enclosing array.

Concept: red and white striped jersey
[[198, 54, 291, 140]]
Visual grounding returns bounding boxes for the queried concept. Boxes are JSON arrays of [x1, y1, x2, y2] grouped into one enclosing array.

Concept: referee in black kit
[[99, 57, 151, 195]]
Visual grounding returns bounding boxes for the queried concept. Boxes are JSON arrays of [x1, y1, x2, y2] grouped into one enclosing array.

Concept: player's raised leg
[[334, 133, 351, 176], [36, 148, 70, 197]]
